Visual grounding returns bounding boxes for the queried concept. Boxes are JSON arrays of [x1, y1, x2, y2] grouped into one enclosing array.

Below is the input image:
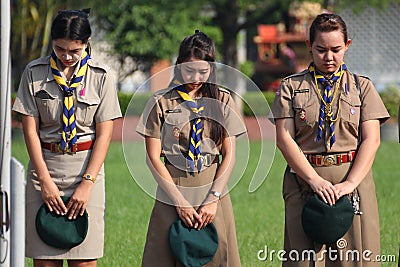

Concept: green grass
[[11, 132, 399, 266]]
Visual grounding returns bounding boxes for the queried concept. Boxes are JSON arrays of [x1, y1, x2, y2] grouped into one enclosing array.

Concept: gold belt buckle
[[323, 155, 336, 166], [50, 143, 64, 153]]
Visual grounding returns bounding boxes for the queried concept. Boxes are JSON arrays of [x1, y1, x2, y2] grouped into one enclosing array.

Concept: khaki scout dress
[[270, 70, 389, 267], [12, 55, 122, 259], [136, 87, 247, 267]]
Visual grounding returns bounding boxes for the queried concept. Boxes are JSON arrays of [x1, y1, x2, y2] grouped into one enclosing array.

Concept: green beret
[[35, 196, 88, 249], [302, 194, 354, 244], [169, 219, 218, 267]]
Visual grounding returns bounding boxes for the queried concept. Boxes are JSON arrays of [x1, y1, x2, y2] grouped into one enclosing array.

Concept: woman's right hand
[[40, 178, 67, 215], [176, 206, 202, 229], [308, 176, 339, 206]]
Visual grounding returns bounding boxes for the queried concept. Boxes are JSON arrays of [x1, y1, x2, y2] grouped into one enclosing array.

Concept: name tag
[[294, 89, 310, 94], [166, 109, 182, 113]]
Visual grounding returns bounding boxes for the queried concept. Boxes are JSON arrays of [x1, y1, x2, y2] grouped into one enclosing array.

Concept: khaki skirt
[[25, 149, 105, 259], [142, 162, 242, 267], [282, 162, 380, 267]]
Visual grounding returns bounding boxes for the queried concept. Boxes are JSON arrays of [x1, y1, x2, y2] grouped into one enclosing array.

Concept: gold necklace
[[313, 69, 343, 122]]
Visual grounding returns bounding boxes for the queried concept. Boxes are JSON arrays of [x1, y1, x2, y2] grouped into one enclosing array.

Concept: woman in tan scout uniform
[[270, 14, 389, 266], [137, 31, 246, 266], [12, 9, 121, 267]]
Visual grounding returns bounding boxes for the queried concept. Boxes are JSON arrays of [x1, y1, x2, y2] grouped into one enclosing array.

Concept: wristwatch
[[210, 191, 221, 198], [82, 173, 96, 183]]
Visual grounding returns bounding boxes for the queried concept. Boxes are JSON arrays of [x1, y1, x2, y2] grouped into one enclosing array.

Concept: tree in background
[[11, 0, 400, 90], [93, 0, 218, 88], [11, 0, 96, 90]]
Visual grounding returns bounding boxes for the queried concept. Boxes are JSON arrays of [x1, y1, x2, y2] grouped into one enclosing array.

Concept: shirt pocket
[[339, 94, 361, 134], [75, 94, 100, 126], [162, 109, 191, 153], [292, 93, 318, 129], [34, 90, 61, 125]]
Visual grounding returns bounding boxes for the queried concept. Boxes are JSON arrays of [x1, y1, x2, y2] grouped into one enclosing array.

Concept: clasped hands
[[176, 200, 218, 230], [310, 177, 357, 206]]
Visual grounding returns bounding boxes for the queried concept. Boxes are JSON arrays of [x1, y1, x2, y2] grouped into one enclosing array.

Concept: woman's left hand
[[334, 180, 358, 198], [196, 201, 218, 230], [66, 180, 93, 220]]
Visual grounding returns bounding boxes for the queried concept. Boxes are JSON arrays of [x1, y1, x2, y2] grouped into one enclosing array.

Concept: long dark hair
[[172, 30, 225, 146], [51, 8, 92, 54]]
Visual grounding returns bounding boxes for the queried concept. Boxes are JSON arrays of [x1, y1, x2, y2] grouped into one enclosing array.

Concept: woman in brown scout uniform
[[270, 14, 389, 266], [136, 31, 246, 266], [12, 9, 121, 267]]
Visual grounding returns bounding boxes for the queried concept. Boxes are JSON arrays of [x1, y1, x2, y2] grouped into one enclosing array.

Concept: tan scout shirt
[[271, 70, 389, 154], [13, 56, 122, 143], [136, 87, 247, 156]]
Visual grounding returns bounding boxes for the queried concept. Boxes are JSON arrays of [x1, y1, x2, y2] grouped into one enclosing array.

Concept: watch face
[[213, 191, 221, 198], [83, 174, 94, 182]]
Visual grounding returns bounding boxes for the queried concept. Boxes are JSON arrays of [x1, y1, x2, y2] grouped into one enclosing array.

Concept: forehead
[[312, 30, 345, 47], [181, 59, 210, 70], [53, 39, 85, 50]]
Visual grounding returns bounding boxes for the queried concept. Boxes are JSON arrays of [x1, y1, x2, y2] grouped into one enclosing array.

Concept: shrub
[[118, 92, 152, 116], [379, 85, 400, 120], [242, 91, 276, 116]]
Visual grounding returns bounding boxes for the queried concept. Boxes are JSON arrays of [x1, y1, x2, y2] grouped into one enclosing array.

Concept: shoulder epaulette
[[218, 86, 231, 94], [282, 69, 308, 81], [27, 56, 51, 68], [154, 87, 174, 96], [87, 58, 111, 72]]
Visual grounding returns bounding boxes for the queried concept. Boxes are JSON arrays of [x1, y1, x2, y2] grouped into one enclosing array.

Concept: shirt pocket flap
[[76, 94, 101, 105], [340, 93, 361, 107]]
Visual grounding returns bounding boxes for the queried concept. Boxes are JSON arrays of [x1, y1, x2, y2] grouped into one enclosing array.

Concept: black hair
[[51, 8, 92, 54], [172, 30, 225, 146], [309, 13, 348, 44]]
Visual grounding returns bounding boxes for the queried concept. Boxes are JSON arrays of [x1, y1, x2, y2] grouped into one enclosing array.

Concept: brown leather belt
[[41, 140, 94, 153], [307, 151, 356, 167]]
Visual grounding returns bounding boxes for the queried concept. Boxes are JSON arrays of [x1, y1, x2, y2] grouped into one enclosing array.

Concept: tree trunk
[[214, 0, 239, 69]]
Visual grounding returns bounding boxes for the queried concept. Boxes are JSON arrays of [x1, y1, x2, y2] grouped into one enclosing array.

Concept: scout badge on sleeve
[[35, 196, 88, 249], [301, 194, 354, 244], [169, 219, 218, 267]]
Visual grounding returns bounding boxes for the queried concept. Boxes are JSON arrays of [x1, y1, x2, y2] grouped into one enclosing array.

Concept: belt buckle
[[203, 154, 212, 167], [323, 155, 336, 166], [197, 155, 205, 167], [50, 143, 64, 153]]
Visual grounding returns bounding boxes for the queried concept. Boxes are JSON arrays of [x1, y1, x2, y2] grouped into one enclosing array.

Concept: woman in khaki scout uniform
[[136, 31, 246, 266], [12, 9, 121, 267], [270, 14, 389, 266]]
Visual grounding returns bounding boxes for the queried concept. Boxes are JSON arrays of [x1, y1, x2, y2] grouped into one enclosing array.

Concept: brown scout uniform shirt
[[13, 55, 122, 142], [271, 70, 389, 154], [136, 87, 247, 157]]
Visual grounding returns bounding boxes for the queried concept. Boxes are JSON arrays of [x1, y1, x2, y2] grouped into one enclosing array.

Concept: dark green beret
[[169, 219, 218, 267], [302, 194, 354, 244], [35, 196, 88, 249]]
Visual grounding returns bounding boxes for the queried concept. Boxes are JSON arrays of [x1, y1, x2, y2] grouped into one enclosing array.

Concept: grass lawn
[[11, 133, 399, 266]]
